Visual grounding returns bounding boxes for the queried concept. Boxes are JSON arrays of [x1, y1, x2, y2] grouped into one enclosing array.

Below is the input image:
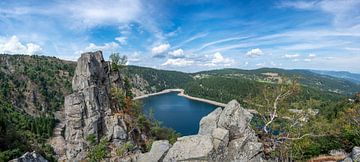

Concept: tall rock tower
[[64, 51, 113, 159]]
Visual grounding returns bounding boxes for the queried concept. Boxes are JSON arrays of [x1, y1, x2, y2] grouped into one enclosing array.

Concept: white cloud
[[304, 54, 316, 62], [115, 36, 127, 45], [172, 32, 208, 49], [0, 36, 42, 55], [278, 1, 318, 9], [246, 48, 264, 57], [204, 52, 235, 67], [127, 52, 141, 63], [151, 43, 170, 54], [345, 47, 360, 51], [196, 36, 250, 52], [162, 58, 194, 67], [278, 0, 360, 26], [283, 54, 300, 59], [308, 54, 316, 58], [65, 0, 142, 28], [82, 42, 120, 53], [256, 63, 266, 67], [168, 48, 185, 58]]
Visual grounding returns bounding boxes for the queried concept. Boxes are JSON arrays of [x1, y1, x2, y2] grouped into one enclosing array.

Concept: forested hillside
[[0, 55, 76, 160], [127, 66, 194, 92], [194, 68, 360, 95]]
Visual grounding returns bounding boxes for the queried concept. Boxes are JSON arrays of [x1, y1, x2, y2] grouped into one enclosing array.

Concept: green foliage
[[88, 138, 108, 162], [110, 53, 127, 71], [127, 65, 193, 92], [145, 139, 154, 152], [110, 86, 126, 112], [149, 125, 180, 144], [116, 141, 135, 157], [86, 134, 97, 145], [0, 95, 57, 161]]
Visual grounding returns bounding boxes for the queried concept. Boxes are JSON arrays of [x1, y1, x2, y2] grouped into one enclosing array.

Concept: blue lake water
[[141, 92, 218, 136]]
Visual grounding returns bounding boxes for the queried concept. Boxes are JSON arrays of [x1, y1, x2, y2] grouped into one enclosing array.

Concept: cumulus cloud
[[81, 42, 120, 53], [204, 52, 234, 67], [246, 48, 263, 57], [115, 36, 127, 45], [168, 48, 185, 58], [152, 43, 170, 58], [161, 58, 194, 67], [283, 54, 300, 59], [0, 36, 42, 55]]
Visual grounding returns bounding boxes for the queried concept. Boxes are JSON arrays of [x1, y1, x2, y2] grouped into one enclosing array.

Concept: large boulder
[[161, 99, 266, 162], [163, 135, 215, 161], [198, 107, 222, 135], [137, 140, 171, 162], [218, 100, 254, 140]]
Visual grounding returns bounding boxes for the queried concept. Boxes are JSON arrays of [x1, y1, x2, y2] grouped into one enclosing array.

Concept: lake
[[141, 92, 218, 136]]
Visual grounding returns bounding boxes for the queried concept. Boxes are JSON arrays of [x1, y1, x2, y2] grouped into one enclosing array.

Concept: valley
[[0, 53, 359, 161]]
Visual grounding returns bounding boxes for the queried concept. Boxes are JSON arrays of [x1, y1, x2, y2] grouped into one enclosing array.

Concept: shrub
[[116, 141, 135, 157], [88, 138, 108, 162]]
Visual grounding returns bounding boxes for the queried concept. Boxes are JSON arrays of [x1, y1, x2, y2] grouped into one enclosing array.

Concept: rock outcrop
[[133, 100, 266, 162], [63, 51, 128, 160]]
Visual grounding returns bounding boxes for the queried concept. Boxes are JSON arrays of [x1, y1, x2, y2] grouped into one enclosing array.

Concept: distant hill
[[192, 68, 360, 95], [310, 70, 360, 84]]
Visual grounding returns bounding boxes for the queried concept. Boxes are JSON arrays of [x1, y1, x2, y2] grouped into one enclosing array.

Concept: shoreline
[[133, 88, 227, 107]]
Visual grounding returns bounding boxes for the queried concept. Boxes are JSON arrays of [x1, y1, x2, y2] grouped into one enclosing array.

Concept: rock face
[[10, 151, 48, 162], [153, 100, 266, 162], [352, 146, 360, 161], [64, 51, 127, 160]]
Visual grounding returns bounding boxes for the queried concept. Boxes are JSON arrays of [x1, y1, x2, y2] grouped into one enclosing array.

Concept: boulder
[[217, 100, 254, 140], [137, 140, 171, 162], [198, 107, 222, 135], [10, 151, 48, 162], [163, 135, 215, 161]]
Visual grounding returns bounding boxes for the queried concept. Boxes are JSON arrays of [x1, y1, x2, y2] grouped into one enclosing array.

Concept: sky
[[0, 0, 360, 73]]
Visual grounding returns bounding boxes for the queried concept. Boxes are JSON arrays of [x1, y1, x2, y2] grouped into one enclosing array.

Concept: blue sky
[[0, 0, 360, 72]]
